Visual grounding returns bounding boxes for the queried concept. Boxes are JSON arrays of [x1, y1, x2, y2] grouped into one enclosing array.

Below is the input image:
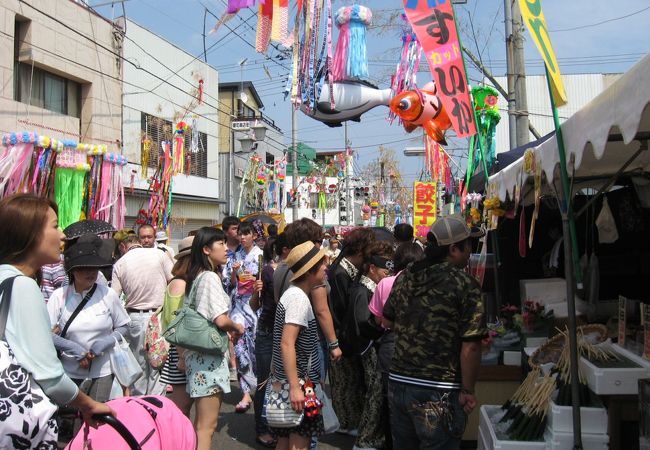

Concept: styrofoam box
[[525, 336, 548, 347], [547, 398, 607, 434], [503, 350, 522, 366], [544, 428, 609, 450], [478, 405, 546, 450], [520, 278, 566, 306], [544, 298, 588, 318], [579, 342, 650, 395]]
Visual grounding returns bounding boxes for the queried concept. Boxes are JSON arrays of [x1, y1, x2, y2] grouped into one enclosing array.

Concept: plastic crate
[[579, 343, 650, 395], [547, 398, 607, 434], [478, 405, 546, 450]]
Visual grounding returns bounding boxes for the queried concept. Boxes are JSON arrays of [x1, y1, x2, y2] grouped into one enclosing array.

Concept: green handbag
[[162, 272, 229, 356]]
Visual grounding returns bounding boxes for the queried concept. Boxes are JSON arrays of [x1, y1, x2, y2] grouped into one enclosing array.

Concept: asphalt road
[[211, 382, 355, 449]]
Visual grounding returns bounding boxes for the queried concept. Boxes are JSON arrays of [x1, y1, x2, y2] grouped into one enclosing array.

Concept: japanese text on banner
[[518, 0, 567, 107], [403, 0, 476, 138], [413, 181, 437, 238]]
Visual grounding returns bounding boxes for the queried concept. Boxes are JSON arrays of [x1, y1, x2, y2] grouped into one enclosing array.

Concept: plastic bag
[[317, 385, 340, 434], [109, 334, 143, 387]]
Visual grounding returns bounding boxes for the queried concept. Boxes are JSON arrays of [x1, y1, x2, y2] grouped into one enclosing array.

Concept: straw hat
[[287, 241, 326, 282], [175, 236, 194, 260]]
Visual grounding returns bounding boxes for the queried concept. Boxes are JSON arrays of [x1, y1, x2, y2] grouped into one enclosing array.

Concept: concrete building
[[284, 146, 355, 227], [493, 73, 621, 153], [0, 0, 121, 145], [116, 18, 221, 241], [218, 81, 285, 217]]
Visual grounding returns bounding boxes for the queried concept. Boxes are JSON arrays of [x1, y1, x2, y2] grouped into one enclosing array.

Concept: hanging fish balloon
[[389, 81, 452, 145], [301, 80, 392, 127]]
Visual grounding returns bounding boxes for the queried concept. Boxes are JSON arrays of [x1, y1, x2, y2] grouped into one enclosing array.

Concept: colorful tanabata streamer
[[227, 0, 256, 14], [0, 132, 127, 231], [332, 5, 372, 81]]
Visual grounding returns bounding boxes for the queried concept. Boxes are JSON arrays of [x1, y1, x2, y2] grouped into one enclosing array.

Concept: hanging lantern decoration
[[256, 167, 267, 185], [276, 161, 286, 181]]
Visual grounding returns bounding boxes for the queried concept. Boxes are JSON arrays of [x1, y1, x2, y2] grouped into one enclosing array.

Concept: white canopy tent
[[488, 53, 650, 201]]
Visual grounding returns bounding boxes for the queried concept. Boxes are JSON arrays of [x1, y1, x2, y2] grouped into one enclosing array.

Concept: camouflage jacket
[[383, 261, 486, 388]]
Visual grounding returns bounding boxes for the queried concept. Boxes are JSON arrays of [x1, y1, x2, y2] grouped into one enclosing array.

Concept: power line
[[550, 5, 650, 32]]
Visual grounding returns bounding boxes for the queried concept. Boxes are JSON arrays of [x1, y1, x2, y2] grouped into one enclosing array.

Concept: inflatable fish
[[302, 80, 392, 127], [389, 81, 452, 145]]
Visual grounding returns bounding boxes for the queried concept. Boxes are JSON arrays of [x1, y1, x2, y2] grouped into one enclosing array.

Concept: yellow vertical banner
[[413, 182, 437, 238], [518, 0, 567, 107]]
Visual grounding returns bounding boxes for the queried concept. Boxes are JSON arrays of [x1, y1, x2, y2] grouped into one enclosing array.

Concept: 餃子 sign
[[413, 181, 437, 238]]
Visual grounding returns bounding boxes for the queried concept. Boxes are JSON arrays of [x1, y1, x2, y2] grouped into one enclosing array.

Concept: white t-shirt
[[48, 284, 130, 379], [191, 271, 231, 322], [271, 286, 320, 382]]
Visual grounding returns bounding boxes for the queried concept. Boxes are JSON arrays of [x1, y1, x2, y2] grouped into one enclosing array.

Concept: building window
[[141, 112, 208, 178], [14, 62, 81, 118], [266, 152, 274, 165], [237, 99, 256, 118]]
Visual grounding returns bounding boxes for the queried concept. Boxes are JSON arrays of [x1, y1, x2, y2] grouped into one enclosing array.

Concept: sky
[[92, 0, 650, 189]]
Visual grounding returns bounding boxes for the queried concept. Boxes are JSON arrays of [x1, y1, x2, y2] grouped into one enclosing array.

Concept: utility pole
[[291, 105, 298, 222], [504, 0, 517, 151], [512, 0, 530, 147], [344, 122, 351, 226]]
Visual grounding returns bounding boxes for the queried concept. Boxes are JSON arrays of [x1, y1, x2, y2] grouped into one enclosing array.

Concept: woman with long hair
[[160, 235, 194, 417], [0, 194, 113, 448], [181, 227, 244, 450]]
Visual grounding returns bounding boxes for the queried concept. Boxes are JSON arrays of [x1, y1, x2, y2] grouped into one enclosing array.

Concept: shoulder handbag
[[162, 272, 229, 356], [0, 276, 59, 448], [264, 353, 314, 428]]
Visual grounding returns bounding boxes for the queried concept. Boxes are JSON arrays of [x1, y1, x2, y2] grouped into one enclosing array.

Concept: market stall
[[479, 53, 650, 450]]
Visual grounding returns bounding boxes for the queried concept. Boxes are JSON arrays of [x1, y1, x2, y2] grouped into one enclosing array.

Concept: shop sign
[[413, 181, 437, 238]]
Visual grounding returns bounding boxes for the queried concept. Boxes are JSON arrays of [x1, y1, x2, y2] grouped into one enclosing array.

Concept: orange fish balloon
[[389, 81, 452, 145]]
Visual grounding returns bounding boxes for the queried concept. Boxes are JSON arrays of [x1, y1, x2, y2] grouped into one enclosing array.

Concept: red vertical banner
[[413, 181, 437, 238], [403, 0, 476, 138]]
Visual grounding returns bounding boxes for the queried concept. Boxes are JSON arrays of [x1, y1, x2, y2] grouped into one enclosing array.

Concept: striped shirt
[[271, 286, 321, 383]]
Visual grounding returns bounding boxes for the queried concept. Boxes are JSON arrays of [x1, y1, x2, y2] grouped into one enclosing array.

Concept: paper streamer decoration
[[332, 5, 372, 81], [256, 0, 273, 53], [403, 0, 476, 138], [271, 0, 288, 43]]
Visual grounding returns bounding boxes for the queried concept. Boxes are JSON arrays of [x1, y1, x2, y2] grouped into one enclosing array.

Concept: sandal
[[255, 435, 277, 448], [235, 400, 251, 413]]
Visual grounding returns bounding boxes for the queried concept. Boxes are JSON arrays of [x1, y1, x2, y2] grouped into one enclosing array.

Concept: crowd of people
[[0, 192, 487, 450]]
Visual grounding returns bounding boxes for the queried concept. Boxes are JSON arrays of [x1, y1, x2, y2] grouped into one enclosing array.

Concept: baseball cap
[[429, 215, 484, 246]]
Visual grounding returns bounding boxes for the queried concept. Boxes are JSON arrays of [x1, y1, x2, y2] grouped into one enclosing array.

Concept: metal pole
[[512, 0, 530, 147], [291, 105, 298, 222], [344, 122, 351, 225], [229, 127, 234, 215], [504, 0, 517, 150], [545, 68, 582, 450]]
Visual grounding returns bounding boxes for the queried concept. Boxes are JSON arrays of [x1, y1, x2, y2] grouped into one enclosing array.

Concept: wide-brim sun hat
[[175, 236, 194, 260], [64, 233, 114, 273], [287, 241, 327, 282]]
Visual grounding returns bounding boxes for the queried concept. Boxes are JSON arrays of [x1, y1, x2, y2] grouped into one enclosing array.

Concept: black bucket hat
[[64, 233, 114, 273]]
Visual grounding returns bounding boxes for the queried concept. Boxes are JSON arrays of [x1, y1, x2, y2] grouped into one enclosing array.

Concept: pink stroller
[[66, 395, 196, 450]]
